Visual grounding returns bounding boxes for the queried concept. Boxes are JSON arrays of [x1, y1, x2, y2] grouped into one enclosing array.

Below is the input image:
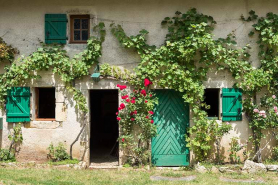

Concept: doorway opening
[[90, 90, 119, 166]]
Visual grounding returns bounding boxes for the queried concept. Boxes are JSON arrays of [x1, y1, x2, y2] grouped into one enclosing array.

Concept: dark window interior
[[90, 90, 119, 164], [203, 88, 219, 118], [37, 88, 55, 119]]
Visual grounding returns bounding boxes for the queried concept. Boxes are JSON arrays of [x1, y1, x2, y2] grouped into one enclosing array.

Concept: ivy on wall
[[102, 9, 278, 163], [0, 23, 106, 113], [2, 8, 278, 163], [108, 9, 254, 162], [0, 38, 18, 63]]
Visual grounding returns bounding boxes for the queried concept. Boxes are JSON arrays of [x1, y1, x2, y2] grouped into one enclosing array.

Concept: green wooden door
[[151, 90, 190, 166]]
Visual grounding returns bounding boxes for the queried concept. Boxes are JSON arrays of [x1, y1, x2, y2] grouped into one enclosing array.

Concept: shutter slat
[[222, 88, 242, 121], [6, 87, 30, 123], [45, 14, 67, 44]]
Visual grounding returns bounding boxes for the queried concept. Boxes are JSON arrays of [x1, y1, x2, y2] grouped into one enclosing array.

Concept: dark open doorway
[[90, 90, 119, 165]]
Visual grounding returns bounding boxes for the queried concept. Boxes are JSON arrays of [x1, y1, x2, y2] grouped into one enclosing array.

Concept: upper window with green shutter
[[222, 88, 242, 121], [6, 87, 30, 123], [45, 14, 68, 44]]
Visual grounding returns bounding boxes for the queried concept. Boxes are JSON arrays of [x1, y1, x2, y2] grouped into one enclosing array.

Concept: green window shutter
[[45, 14, 67, 44], [222, 88, 242, 121], [0, 117, 3, 129], [6, 87, 31, 123]]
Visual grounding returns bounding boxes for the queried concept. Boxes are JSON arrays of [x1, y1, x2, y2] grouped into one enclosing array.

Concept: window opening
[[35, 87, 55, 120]]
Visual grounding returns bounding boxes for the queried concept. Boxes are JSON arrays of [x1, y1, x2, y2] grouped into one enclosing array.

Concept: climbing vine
[[2, 8, 278, 164], [102, 9, 278, 163], [0, 23, 106, 113], [108, 8, 255, 162], [0, 37, 18, 63]]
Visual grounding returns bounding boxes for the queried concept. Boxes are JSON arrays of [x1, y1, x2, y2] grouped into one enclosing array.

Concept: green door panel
[[151, 89, 190, 166]]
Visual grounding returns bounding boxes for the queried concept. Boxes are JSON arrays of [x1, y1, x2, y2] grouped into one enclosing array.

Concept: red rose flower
[[141, 89, 146, 96], [132, 97, 136, 100], [120, 103, 125, 109], [144, 78, 153, 87], [120, 85, 127, 90], [116, 112, 118, 115], [130, 112, 134, 116], [148, 111, 154, 115], [122, 138, 125, 142], [145, 100, 148, 103], [131, 118, 135, 121], [131, 100, 135, 104], [150, 94, 152, 97], [117, 117, 121, 121], [146, 116, 149, 119], [150, 120, 154, 124], [121, 95, 128, 99], [117, 84, 127, 90], [126, 99, 130, 102], [134, 110, 137, 114], [118, 107, 122, 111]]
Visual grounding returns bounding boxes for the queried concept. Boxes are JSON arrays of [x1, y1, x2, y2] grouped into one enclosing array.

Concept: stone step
[[88, 166, 119, 169]]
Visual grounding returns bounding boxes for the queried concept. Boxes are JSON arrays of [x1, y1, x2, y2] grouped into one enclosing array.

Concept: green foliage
[[100, 63, 135, 82], [228, 137, 244, 164], [0, 38, 18, 63], [187, 120, 232, 162], [48, 159, 79, 165], [110, 8, 246, 162], [0, 149, 16, 162], [240, 10, 258, 22], [273, 146, 278, 160], [244, 95, 278, 158], [47, 142, 69, 162], [8, 123, 23, 155], [0, 23, 106, 113], [8, 123, 23, 144], [117, 82, 158, 165]]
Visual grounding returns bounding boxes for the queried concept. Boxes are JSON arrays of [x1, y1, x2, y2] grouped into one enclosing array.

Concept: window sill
[[69, 42, 87, 44], [26, 120, 61, 129], [207, 117, 220, 120], [35, 118, 56, 121]]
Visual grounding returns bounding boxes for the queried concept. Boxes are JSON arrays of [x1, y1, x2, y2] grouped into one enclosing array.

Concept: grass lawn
[[0, 167, 278, 185]]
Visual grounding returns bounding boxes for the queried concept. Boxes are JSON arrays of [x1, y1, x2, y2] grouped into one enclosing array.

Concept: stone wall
[[0, 0, 278, 164]]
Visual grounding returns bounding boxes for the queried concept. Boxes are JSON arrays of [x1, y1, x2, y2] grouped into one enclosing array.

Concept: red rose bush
[[116, 79, 157, 165]]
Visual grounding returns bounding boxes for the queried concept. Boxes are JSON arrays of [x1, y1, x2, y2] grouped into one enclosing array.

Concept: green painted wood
[[0, 117, 2, 129], [222, 88, 242, 121], [151, 89, 190, 166], [45, 14, 67, 44], [6, 87, 30, 123]]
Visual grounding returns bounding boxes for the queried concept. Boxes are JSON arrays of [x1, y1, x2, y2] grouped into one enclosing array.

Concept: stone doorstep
[[155, 167, 181, 170], [88, 166, 119, 170]]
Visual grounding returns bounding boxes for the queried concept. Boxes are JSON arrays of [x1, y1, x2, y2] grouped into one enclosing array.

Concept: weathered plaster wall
[[0, 0, 277, 164]]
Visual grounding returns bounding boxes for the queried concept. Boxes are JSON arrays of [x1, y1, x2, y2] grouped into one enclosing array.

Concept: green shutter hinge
[[91, 64, 100, 82]]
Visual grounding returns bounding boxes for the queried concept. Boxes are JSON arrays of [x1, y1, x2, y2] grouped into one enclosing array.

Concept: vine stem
[[70, 114, 87, 160], [252, 131, 277, 162]]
